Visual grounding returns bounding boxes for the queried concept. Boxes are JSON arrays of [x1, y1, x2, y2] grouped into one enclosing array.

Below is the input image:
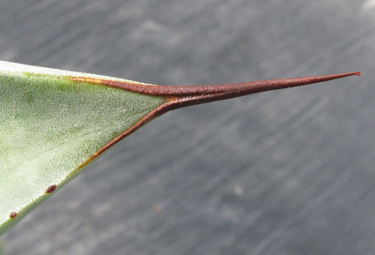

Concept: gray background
[[1, 0, 374, 254]]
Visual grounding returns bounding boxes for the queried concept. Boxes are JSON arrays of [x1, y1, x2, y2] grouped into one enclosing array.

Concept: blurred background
[[1, 0, 374, 254]]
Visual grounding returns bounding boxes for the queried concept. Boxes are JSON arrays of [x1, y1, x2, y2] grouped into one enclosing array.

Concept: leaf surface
[[0, 61, 359, 235], [0, 61, 165, 233]]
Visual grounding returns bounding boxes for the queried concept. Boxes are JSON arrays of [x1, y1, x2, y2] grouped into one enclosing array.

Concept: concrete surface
[[1, 0, 374, 254]]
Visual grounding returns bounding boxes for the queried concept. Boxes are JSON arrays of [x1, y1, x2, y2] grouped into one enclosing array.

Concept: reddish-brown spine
[[71, 71, 360, 165]]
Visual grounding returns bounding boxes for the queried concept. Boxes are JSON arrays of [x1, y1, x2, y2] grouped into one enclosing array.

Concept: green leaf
[[0, 60, 359, 235], [0, 61, 165, 234]]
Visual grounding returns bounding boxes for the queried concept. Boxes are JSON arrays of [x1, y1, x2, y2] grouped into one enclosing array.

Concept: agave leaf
[[0, 60, 359, 235]]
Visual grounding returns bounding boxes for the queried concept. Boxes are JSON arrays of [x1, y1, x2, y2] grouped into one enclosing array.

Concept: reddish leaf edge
[[73, 71, 360, 168]]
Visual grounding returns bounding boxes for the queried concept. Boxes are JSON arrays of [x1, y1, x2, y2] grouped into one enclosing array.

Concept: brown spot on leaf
[[70, 76, 103, 84], [46, 184, 57, 194], [10, 212, 17, 219]]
